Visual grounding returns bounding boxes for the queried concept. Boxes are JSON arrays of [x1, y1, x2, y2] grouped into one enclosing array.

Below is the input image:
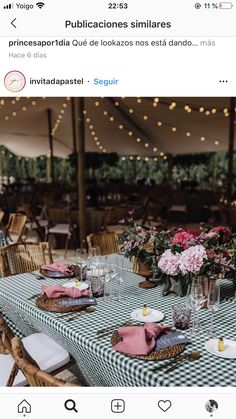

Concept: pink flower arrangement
[[179, 245, 207, 275], [158, 249, 181, 276], [172, 230, 199, 249], [201, 225, 232, 243]]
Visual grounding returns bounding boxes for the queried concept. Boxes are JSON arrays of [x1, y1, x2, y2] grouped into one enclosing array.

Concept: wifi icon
[[36, 2, 45, 8]]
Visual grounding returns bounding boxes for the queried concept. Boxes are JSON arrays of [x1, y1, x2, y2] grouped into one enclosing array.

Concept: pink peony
[[211, 226, 231, 234], [180, 245, 207, 275], [172, 230, 199, 249], [158, 249, 181, 276], [205, 226, 231, 243]]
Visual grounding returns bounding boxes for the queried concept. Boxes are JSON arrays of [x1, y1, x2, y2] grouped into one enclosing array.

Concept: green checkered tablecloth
[[0, 256, 236, 386], [0, 230, 23, 337]]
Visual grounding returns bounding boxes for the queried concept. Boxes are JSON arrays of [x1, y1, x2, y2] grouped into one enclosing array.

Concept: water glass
[[207, 279, 220, 337], [89, 246, 101, 266], [90, 276, 105, 298], [104, 265, 121, 301], [89, 246, 101, 258], [172, 304, 191, 330]]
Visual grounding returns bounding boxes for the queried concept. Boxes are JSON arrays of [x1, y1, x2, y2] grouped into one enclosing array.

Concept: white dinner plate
[[131, 308, 164, 323], [63, 281, 89, 291], [205, 338, 236, 359]]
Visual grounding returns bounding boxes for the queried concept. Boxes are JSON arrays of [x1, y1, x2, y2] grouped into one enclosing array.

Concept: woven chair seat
[[0, 333, 70, 386]]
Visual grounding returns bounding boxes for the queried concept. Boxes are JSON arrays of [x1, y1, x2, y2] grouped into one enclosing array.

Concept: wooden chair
[[0, 241, 53, 277], [5, 213, 27, 243], [11, 337, 79, 387], [46, 207, 76, 258], [22, 203, 48, 241], [0, 315, 75, 387], [102, 206, 128, 233], [0, 209, 5, 226], [87, 231, 119, 255]]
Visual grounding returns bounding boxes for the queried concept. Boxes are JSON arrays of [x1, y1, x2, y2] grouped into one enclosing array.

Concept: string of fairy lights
[[0, 97, 41, 121], [51, 98, 71, 137], [83, 109, 107, 153], [121, 97, 235, 118], [0, 97, 233, 162], [91, 99, 167, 161], [117, 98, 222, 147]]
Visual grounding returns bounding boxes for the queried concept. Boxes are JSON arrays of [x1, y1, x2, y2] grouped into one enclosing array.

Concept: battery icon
[[219, 2, 233, 8]]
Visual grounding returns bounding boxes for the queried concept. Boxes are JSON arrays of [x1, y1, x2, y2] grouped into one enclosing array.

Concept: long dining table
[[0, 255, 236, 387]]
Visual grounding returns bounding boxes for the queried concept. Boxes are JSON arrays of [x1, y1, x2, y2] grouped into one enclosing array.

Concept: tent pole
[[0, 146, 3, 178], [227, 97, 235, 201], [71, 97, 77, 155], [47, 108, 54, 182], [71, 97, 79, 195], [76, 98, 86, 246]]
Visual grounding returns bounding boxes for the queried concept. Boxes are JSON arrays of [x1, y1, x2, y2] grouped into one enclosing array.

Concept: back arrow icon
[[11, 18, 17, 28]]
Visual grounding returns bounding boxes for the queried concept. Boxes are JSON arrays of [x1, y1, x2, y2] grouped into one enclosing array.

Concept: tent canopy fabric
[[0, 97, 233, 158]]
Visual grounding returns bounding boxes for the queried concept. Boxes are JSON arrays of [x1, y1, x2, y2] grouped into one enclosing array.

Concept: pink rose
[[172, 230, 199, 249]]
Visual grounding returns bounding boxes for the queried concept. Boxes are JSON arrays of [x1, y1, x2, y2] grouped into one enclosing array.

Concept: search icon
[[64, 399, 78, 413]]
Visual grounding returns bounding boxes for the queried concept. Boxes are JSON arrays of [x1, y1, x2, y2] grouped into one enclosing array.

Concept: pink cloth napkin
[[41, 285, 89, 299], [41, 263, 73, 275], [114, 323, 171, 355]]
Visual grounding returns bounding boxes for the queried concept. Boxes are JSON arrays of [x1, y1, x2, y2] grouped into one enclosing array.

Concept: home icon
[[17, 400, 31, 414]]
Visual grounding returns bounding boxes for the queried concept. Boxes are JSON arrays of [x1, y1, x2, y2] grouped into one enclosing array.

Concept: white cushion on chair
[[26, 220, 49, 230], [0, 333, 70, 386], [48, 224, 70, 235]]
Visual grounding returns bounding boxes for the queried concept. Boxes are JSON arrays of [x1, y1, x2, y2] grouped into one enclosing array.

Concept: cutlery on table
[[30, 272, 46, 280], [163, 351, 201, 374], [96, 320, 133, 339], [58, 306, 96, 321], [96, 320, 133, 335], [27, 293, 40, 300], [152, 354, 186, 372]]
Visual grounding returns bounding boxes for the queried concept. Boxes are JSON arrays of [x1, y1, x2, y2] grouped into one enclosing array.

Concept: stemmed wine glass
[[75, 248, 88, 281], [189, 276, 209, 335], [207, 279, 220, 337]]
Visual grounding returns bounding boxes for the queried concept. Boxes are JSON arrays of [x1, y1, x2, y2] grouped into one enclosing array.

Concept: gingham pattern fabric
[[0, 255, 236, 386], [0, 230, 23, 337]]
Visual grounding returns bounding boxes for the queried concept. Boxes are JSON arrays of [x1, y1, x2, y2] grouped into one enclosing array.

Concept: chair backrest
[[87, 231, 119, 255], [22, 203, 35, 221], [102, 207, 128, 229], [0, 210, 5, 225], [46, 207, 71, 225], [0, 241, 53, 277], [6, 213, 27, 242], [11, 337, 78, 387], [0, 315, 14, 353]]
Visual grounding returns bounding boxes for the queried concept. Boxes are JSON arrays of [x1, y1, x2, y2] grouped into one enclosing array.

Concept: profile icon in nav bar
[[205, 400, 219, 416]]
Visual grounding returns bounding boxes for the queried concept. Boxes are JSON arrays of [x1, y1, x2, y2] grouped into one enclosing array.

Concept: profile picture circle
[[4, 70, 26, 92], [205, 400, 218, 413]]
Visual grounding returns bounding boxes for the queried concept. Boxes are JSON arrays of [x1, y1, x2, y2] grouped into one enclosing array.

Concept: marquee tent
[[0, 97, 234, 158]]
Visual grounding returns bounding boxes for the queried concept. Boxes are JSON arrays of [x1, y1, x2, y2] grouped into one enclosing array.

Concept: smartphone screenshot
[[0, 0, 236, 418]]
